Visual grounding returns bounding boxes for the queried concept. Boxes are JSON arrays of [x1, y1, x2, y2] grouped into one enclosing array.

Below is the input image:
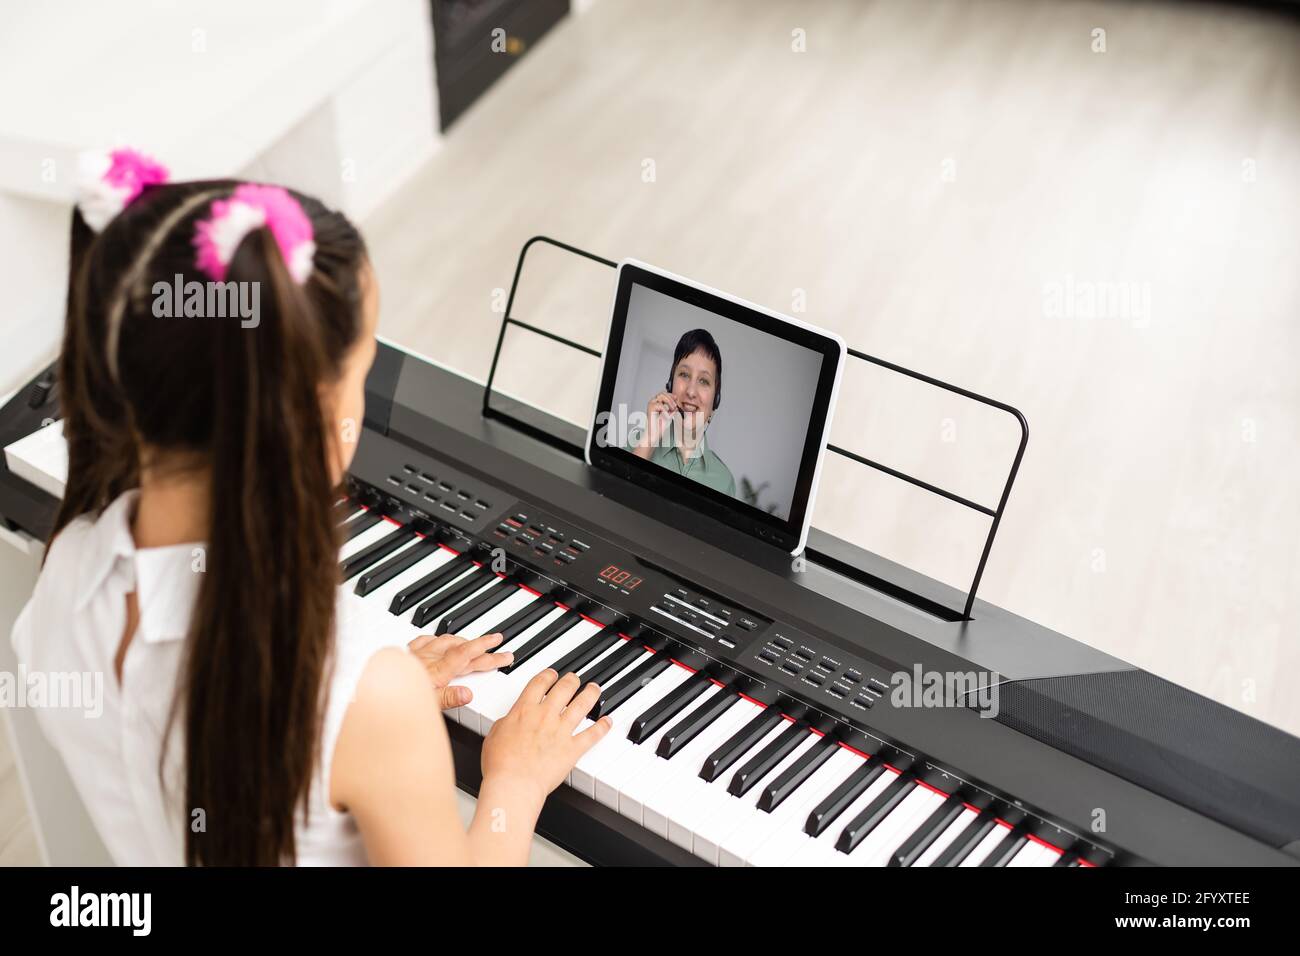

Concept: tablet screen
[[587, 260, 845, 554]]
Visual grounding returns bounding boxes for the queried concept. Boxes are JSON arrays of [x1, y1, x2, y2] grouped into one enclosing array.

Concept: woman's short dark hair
[[669, 328, 722, 410]]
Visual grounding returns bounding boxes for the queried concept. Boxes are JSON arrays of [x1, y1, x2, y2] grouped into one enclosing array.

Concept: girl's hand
[[481, 670, 613, 804], [408, 632, 513, 710]]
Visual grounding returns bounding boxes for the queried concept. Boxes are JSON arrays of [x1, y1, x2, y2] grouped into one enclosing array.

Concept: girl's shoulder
[[37, 497, 135, 605]]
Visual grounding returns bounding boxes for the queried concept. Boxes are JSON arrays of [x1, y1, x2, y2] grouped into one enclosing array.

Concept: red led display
[[599, 565, 642, 590]]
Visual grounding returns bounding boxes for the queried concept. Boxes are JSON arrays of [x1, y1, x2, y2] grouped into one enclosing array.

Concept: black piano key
[[389, 554, 472, 615], [889, 792, 967, 867], [500, 608, 583, 675], [756, 734, 838, 812], [339, 525, 415, 581], [591, 653, 674, 719], [341, 511, 381, 541], [355, 537, 442, 596], [728, 721, 809, 797], [1053, 853, 1082, 868], [835, 775, 917, 854], [578, 639, 647, 688], [550, 629, 620, 677], [495, 591, 559, 643], [701, 708, 784, 783], [439, 572, 522, 634], [628, 671, 711, 744], [805, 761, 886, 837], [979, 828, 1028, 867], [932, 814, 996, 867], [333, 499, 355, 524], [411, 566, 493, 629], [656, 683, 740, 759]]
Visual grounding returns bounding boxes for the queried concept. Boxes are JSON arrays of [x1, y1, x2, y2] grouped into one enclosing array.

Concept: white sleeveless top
[[9, 490, 410, 866]]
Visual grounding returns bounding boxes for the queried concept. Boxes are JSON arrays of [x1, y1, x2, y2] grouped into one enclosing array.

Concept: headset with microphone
[[665, 349, 721, 480]]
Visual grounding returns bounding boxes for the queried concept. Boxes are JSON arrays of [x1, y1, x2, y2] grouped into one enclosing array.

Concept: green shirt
[[627, 422, 737, 498]]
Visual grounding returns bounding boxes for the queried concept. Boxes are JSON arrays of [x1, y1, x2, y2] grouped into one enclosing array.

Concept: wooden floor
[[366, 0, 1300, 740], [4, 0, 1298, 867]]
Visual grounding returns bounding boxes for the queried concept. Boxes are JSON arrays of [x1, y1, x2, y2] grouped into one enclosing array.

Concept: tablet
[[586, 259, 846, 555]]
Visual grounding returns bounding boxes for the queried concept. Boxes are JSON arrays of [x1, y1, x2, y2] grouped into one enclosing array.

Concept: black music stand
[[483, 236, 1028, 622]]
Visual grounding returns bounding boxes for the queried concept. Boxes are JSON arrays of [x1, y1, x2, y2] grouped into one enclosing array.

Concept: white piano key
[[959, 821, 1015, 867], [630, 700, 753, 837], [732, 746, 868, 867], [353, 534, 423, 579], [615, 688, 725, 824], [431, 574, 502, 621], [597, 679, 718, 812], [1008, 840, 1058, 867], [383, 557, 482, 628], [563, 643, 644, 786], [423, 586, 541, 725], [416, 576, 490, 632], [553, 637, 633, 755], [782, 762, 901, 867], [338, 519, 398, 561], [441, 604, 567, 728], [1005, 840, 1042, 867], [644, 699, 763, 843], [1036, 840, 1065, 865], [467, 618, 605, 735], [691, 729, 821, 864], [568, 661, 692, 797], [450, 585, 538, 638], [667, 713, 792, 851], [572, 638, 636, 683], [337, 506, 367, 525], [349, 545, 460, 612], [913, 806, 979, 867], [843, 785, 945, 867], [403, 574, 502, 653]]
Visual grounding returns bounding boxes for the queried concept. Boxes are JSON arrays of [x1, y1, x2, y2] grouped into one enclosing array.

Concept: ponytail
[[54, 178, 367, 865], [178, 228, 340, 866]]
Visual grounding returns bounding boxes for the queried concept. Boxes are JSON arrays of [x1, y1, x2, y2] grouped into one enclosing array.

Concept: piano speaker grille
[[985, 669, 1300, 852]]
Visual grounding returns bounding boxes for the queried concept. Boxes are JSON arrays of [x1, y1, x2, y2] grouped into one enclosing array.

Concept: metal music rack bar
[[483, 236, 1028, 621]]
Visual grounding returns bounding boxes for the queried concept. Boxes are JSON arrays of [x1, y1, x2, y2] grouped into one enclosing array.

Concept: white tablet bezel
[[585, 258, 846, 555]]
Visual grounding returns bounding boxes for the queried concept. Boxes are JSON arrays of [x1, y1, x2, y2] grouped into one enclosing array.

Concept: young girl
[[10, 150, 610, 866]]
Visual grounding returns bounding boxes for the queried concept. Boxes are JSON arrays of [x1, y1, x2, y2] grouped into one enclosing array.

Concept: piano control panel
[[350, 438, 907, 725], [349, 439, 910, 740], [485, 501, 767, 661], [755, 627, 893, 714], [377, 460, 500, 535]]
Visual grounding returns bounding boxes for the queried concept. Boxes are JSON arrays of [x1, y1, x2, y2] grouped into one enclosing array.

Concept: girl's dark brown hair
[[55, 180, 367, 865]]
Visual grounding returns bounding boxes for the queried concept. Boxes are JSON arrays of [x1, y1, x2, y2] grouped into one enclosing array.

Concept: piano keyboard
[[335, 501, 1085, 868], [6, 344, 1291, 866]]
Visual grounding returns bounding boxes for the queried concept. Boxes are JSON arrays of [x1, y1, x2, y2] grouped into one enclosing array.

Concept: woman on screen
[[630, 329, 737, 497]]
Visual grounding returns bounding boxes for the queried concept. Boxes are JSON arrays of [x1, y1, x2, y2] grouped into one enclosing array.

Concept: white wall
[[0, 0, 439, 395]]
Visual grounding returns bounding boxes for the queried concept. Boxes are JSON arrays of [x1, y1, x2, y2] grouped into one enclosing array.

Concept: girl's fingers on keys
[[465, 650, 513, 673], [562, 682, 603, 731], [573, 715, 614, 754], [544, 672, 583, 713], [519, 668, 560, 707]]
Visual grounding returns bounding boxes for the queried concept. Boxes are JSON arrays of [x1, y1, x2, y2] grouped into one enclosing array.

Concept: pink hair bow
[[75, 147, 170, 232], [193, 184, 316, 285]]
